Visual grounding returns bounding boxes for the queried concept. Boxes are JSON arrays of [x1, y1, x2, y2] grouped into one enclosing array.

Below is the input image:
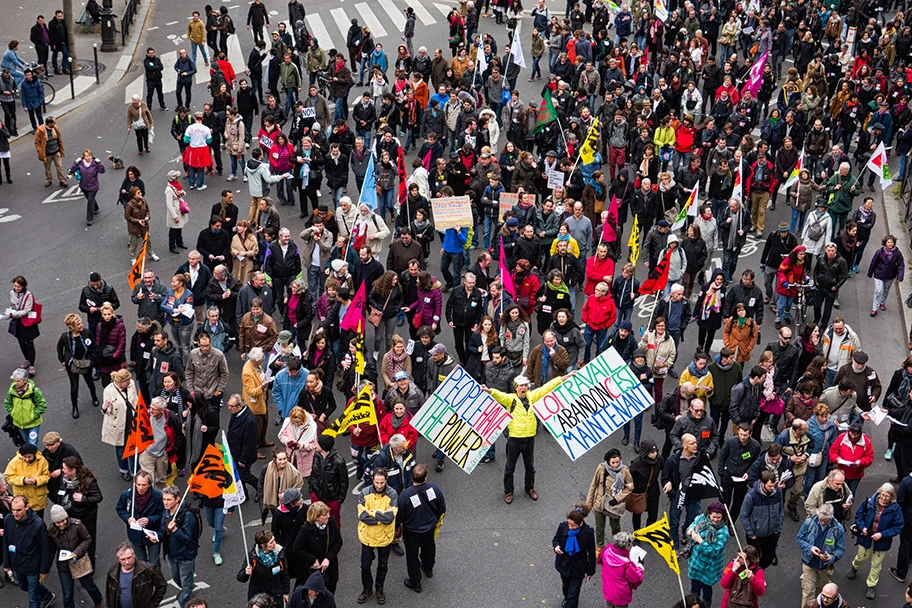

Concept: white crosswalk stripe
[[380, 4, 406, 32], [331, 8, 354, 48], [50, 76, 96, 106], [124, 51, 178, 105], [355, 3, 387, 38], [124, 76, 144, 106], [227, 33, 246, 73], [411, 4, 437, 26], [433, 3, 452, 18], [306, 14, 338, 54]]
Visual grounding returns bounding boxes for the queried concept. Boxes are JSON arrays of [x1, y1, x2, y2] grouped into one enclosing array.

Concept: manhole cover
[[70, 60, 107, 76]]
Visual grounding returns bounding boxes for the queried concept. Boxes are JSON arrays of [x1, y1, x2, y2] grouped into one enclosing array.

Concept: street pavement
[[0, 1, 910, 607]]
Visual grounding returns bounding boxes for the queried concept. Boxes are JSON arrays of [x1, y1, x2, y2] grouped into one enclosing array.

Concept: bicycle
[[12, 63, 56, 105], [787, 282, 816, 328]]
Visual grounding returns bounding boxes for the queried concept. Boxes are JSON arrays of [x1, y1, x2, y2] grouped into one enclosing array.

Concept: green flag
[[532, 93, 558, 134]]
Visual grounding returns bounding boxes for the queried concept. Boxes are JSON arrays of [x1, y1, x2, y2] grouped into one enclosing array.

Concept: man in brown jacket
[[238, 297, 278, 356], [525, 330, 570, 388], [124, 193, 160, 262], [34, 115, 67, 187], [105, 542, 167, 608]]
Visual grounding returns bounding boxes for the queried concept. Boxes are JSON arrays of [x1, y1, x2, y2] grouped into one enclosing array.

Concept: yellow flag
[[632, 513, 679, 574], [627, 215, 641, 264], [579, 117, 600, 165], [322, 384, 378, 437], [354, 319, 366, 374]]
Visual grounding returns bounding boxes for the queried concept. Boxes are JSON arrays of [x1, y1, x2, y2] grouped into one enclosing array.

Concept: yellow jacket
[[678, 367, 714, 402], [241, 360, 267, 415], [653, 126, 676, 149], [549, 236, 580, 258], [187, 20, 206, 45], [4, 452, 50, 510], [357, 485, 398, 547], [490, 376, 563, 439]]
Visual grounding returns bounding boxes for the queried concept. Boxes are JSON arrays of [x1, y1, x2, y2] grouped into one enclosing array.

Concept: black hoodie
[[287, 566, 337, 608], [629, 439, 664, 501]]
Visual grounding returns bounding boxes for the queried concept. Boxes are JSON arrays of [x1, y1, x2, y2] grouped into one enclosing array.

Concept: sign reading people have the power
[[411, 366, 513, 474], [532, 347, 654, 460]]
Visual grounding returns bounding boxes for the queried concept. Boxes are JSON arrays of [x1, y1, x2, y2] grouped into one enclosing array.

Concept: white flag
[[510, 31, 527, 68], [476, 40, 487, 74]]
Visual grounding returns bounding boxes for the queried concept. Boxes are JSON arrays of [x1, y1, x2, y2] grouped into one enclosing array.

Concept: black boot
[[72, 404, 79, 419]]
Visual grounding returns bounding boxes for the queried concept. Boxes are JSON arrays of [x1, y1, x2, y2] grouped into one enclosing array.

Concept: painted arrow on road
[[42, 185, 84, 204]]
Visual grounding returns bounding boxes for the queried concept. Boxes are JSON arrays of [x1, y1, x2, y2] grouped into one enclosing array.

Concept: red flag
[[499, 236, 516, 297], [639, 248, 673, 295], [422, 149, 433, 171], [397, 147, 407, 206], [601, 196, 618, 243], [341, 282, 367, 332], [123, 393, 154, 458]]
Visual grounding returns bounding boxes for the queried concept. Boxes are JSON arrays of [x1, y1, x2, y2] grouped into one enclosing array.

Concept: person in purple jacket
[[68, 149, 105, 225], [867, 234, 905, 317]]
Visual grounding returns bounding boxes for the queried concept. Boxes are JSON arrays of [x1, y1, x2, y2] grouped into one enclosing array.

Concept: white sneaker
[[150, 253, 161, 261], [197, 184, 208, 191], [316, 189, 322, 197], [242, 176, 248, 182], [213, 553, 223, 566], [226, 175, 236, 182]]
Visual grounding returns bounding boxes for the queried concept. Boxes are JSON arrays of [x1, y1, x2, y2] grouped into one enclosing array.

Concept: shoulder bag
[[18, 292, 42, 327], [368, 291, 392, 328], [625, 465, 654, 515], [69, 554, 94, 578]]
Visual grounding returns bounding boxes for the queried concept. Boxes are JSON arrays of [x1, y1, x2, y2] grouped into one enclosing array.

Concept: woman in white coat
[[164, 169, 189, 254], [479, 108, 501, 154], [101, 367, 138, 481]]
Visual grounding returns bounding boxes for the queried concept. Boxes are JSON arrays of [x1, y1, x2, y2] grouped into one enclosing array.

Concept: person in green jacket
[[4, 368, 47, 446], [825, 162, 858, 239], [483, 372, 574, 504], [278, 53, 302, 115]]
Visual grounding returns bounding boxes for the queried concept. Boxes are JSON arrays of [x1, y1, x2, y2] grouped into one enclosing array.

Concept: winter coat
[[722, 317, 759, 364], [489, 377, 563, 439], [245, 159, 287, 197], [357, 484, 398, 548], [19, 77, 45, 110], [801, 209, 831, 256], [552, 521, 597, 579], [581, 294, 617, 331], [815, 253, 848, 293], [70, 157, 106, 192], [867, 246, 905, 282], [115, 487, 164, 548], [586, 462, 634, 517], [708, 357, 743, 413], [670, 411, 719, 456], [105, 557, 167, 608], [600, 544, 644, 605], [164, 183, 189, 230], [47, 518, 93, 572], [796, 515, 846, 568], [637, 331, 676, 378], [224, 115, 246, 156], [720, 562, 766, 608], [729, 379, 762, 425], [828, 431, 874, 480], [95, 317, 127, 373], [237, 547, 291, 600], [854, 494, 904, 551], [2, 508, 51, 575], [4, 452, 50, 510], [687, 514, 730, 585], [820, 324, 861, 371], [718, 436, 761, 481], [4, 379, 47, 430]]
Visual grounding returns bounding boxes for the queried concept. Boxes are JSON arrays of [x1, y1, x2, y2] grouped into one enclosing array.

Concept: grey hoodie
[[245, 158, 286, 197]]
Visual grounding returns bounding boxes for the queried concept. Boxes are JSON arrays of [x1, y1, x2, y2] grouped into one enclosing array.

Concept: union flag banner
[[639, 248, 673, 295], [866, 142, 892, 188], [323, 385, 378, 437], [632, 514, 679, 574], [123, 393, 154, 458], [341, 283, 367, 332], [187, 444, 234, 498], [127, 235, 147, 290]]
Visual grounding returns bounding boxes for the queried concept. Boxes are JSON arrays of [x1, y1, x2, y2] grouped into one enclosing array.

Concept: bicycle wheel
[[42, 81, 56, 105]]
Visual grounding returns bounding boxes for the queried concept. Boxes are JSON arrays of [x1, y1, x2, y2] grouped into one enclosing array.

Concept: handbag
[[132, 118, 146, 131], [368, 292, 392, 328], [412, 310, 423, 329], [659, 146, 673, 162], [19, 293, 42, 327], [625, 465, 654, 515], [69, 554, 93, 579], [178, 197, 190, 215], [71, 359, 93, 375], [759, 396, 785, 415]]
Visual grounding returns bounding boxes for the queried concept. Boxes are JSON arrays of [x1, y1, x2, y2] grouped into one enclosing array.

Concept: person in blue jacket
[[115, 470, 165, 570], [2, 496, 54, 608], [847, 483, 904, 600], [440, 224, 469, 290], [796, 503, 846, 608], [19, 69, 44, 130], [155, 485, 200, 608]]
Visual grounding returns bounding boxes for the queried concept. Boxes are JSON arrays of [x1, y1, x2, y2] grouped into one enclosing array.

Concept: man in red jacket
[[581, 281, 617, 363], [828, 422, 875, 500]]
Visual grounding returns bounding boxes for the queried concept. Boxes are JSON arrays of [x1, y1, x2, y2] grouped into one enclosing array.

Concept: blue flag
[[359, 152, 378, 211]]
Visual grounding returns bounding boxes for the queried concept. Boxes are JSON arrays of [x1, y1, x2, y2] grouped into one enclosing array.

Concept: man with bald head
[[662, 432, 702, 547], [808, 583, 849, 608]]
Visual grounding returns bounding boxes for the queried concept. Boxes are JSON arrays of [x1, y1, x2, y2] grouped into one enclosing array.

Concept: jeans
[[378, 188, 396, 221], [373, 315, 397, 355], [804, 462, 827, 497], [190, 42, 209, 65], [27, 107, 44, 130], [874, 278, 895, 310], [669, 499, 701, 547], [335, 96, 348, 121], [531, 55, 542, 79], [146, 79, 166, 109], [276, 176, 295, 206], [483, 215, 496, 249], [504, 436, 535, 494], [18, 573, 54, 608], [229, 155, 246, 178], [440, 250, 464, 287], [188, 166, 205, 188], [169, 558, 196, 608], [52, 44, 70, 73], [560, 575, 584, 608], [899, 154, 909, 181], [673, 150, 691, 175], [814, 289, 837, 328], [1, 99, 16, 134], [722, 248, 740, 282], [360, 543, 391, 590], [356, 129, 371, 148], [791, 208, 807, 234], [176, 80, 192, 108], [583, 325, 608, 362], [132, 542, 161, 570], [777, 295, 794, 320], [283, 86, 298, 114], [19, 424, 40, 446], [307, 264, 323, 307], [58, 567, 103, 608], [204, 505, 226, 553], [617, 307, 633, 326], [331, 186, 344, 206], [690, 579, 713, 606], [622, 411, 644, 443], [115, 444, 136, 475]]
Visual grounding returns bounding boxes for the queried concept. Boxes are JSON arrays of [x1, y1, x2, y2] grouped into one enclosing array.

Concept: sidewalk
[[5, 0, 155, 141], [879, 180, 911, 350]]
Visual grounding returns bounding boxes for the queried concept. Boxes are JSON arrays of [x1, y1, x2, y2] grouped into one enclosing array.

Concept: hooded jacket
[[288, 571, 337, 608], [599, 543, 643, 605], [740, 480, 784, 538]]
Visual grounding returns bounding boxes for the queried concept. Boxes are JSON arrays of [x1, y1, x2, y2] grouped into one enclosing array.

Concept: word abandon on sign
[[532, 347, 654, 460], [411, 366, 512, 474]]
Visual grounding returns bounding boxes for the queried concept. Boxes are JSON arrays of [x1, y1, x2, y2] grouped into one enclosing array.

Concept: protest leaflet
[[431, 196, 473, 231], [531, 347, 654, 460], [498, 192, 537, 221], [547, 170, 565, 190], [411, 366, 512, 473]]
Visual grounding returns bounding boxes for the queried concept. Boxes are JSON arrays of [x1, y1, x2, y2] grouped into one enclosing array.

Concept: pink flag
[[601, 195, 618, 243], [499, 236, 516, 297], [341, 282, 367, 333], [740, 51, 769, 98]]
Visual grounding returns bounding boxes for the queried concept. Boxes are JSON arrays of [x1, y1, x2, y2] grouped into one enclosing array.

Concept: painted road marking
[[306, 14, 338, 54], [355, 3, 387, 38], [380, 4, 406, 31], [411, 4, 437, 26]]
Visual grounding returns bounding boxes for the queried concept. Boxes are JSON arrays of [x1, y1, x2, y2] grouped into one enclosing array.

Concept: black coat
[[196, 228, 232, 271], [310, 449, 349, 503], [237, 547, 291, 600], [445, 286, 485, 327], [271, 504, 307, 556], [79, 281, 121, 325], [291, 519, 343, 592], [265, 241, 303, 279], [42, 441, 81, 497], [176, 262, 213, 308], [298, 387, 337, 421], [228, 406, 259, 467], [551, 522, 596, 579]]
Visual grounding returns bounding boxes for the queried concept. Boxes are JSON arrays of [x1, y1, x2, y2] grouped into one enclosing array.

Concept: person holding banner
[[552, 504, 597, 608], [237, 529, 291, 605], [115, 471, 164, 570], [154, 485, 199, 608]]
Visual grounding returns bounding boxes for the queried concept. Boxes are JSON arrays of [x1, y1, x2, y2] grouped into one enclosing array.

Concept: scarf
[[763, 453, 779, 476], [413, 218, 429, 232], [565, 527, 581, 556], [134, 488, 152, 513], [168, 180, 184, 194], [804, 338, 817, 353], [607, 463, 626, 495], [308, 380, 324, 397], [98, 316, 117, 347], [161, 387, 185, 415], [884, 246, 897, 262], [694, 513, 724, 544], [736, 315, 748, 327], [546, 280, 570, 295], [385, 349, 409, 380], [256, 547, 280, 568], [700, 283, 722, 320], [541, 346, 551, 385], [217, 198, 231, 220], [714, 353, 734, 371], [727, 209, 741, 249], [899, 369, 912, 399], [390, 412, 406, 430], [687, 361, 709, 379], [262, 461, 301, 510], [857, 205, 874, 224]]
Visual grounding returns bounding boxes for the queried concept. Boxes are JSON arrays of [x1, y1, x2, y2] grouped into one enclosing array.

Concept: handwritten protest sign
[[547, 170, 565, 190], [431, 196, 473, 231], [531, 347, 654, 460], [498, 192, 537, 221], [411, 366, 512, 473]]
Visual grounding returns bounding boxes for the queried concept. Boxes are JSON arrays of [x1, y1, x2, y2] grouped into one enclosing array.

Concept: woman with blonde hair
[[231, 220, 258, 284], [380, 334, 412, 389], [160, 272, 195, 361], [56, 313, 99, 418], [101, 368, 137, 480], [95, 302, 126, 390], [291, 501, 343, 593], [278, 406, 318, 480]]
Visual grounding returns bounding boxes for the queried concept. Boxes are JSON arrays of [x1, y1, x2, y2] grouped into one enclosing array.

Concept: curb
[[10, 0, 155, 142], [879, 185, 911, 350]]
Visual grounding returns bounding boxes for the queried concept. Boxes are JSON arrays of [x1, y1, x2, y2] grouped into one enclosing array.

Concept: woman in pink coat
[[720, 547, 766, 608], [600, 531, 644, 607], [278, 406, 318, 480]]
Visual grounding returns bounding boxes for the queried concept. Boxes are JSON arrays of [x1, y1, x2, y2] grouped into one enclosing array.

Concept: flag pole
[[674, 567, 688, 607], [131, 445, 139, 519], [175, 483, 192, 516], [237, 498, 251, 567]]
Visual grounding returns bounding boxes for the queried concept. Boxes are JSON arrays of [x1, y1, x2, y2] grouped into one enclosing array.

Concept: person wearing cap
[[759, 221, 798, 311], [483, 371, 570, 503], [48, 503, 104, 608], [813, 242, 848, 329], [834, 351, 881, 411], [126, 94, 154, 155], [4, 442, 50, 516], [40, 431, 80, 500], [4, 367, 47, 446], [825, 162, 858, 239]]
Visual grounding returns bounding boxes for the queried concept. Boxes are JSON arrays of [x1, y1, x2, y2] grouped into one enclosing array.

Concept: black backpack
[[225, 16, 236, 34], [180, 505, 204, 543]]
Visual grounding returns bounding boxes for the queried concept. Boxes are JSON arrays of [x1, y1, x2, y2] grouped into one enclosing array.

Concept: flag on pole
[[671, 185, 699, 230], [499, 236, 516, 297], [397, 147, 408, 206], [532, 94, 558, 134], [627, 216, 641, 264], [605, 0, 621, 10], [341, 283, 367, 332], [602, 195, 619, 242], [632, 513, 680, 574], [127, 235, 147, 290], [579, 118, 601, 165], [784, 151, 804, 189], [732, 164, 743, 204], [122, 393, 154, 458], [510, 30, 527, 68], [476, 39, 487, 74], [323, 385, 379, 437], [358, 152, 378, 211], [654, 0, 668, 21], [866, 142, 892, 188], [639, 248, 673, 294], [678, 452, 722, 508], [741, 51, 769, 97], [188, 444, 235, 498], [220, 430, 246, 508]]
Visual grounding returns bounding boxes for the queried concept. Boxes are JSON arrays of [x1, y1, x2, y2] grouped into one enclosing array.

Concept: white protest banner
[[531, 347, 654, 460], [498, 192, 536, 221], [547, 170, 565, 190], [431, 196, 473, 231], [411, 366, 512, 473]]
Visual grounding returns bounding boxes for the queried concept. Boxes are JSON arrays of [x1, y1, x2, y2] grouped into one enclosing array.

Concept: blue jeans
[[229, 155, 246, 178], [899, 154, 908, 181], [284, 87, 298, 114], [583, 326, 608, 363], [623, 411, 645, 443], [307, 264, 323, 307], [188, 167, 205, 188], [483, 216, 496, 249], [190, 42, 209, 65], [204, 505, 226, 553], [132, 542, 161, 571], [359, 57, 371, 83], [170, 558, 196, 608], [18, 573, 53, 608], [825, 368, 837, 389], [531, 55, 542, 79], [334, 96, 348, 121], [617, 307, 633, 326], [354, 444, 380, 481], [52, 44, 69, 73], [548, 49, 559, 70], [115, 444, 136, 476], [18, 425, 40, 446], [690, 579, 713, 606], [331, 186, 344, 205], [378, 188, 396, 220], [669, 499, 701, 547], [58, 567, 102, 608], [673, 150, 690, 175], [777, 295, 794, 319], [356, 129, 371, 148], [722, 248, 739, 282], [791, 208, 807, 234], [804, 462, 827, 498], [440, 250, 464, 287], [561, 575, 584, 608]]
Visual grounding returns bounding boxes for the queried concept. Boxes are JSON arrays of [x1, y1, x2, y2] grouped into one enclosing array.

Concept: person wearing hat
[[383, 369, 425, 418], [813, 242, 848, 329], [48, 503, 105, 608], [4, 442, 50, 516], [483, 370, 574, 503], [834, 350, 881, 411], [4, 367, 47, 447], [127, 94, 154, 155], [760, 222, 798, 310], [41, 431, 80, 500], [310, 434, 349, 531]]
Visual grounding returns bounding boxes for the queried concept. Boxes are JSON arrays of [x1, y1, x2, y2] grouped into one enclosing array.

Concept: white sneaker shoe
[[150, 253, 161, 261], [197, 184, 208, 191], [242, 176, 248, 182], [226, 175, 236, 182], [316, 189, 322, 197]]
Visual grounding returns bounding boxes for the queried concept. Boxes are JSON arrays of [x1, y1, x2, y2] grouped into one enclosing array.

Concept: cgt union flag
[[866, 142, 892, 188]]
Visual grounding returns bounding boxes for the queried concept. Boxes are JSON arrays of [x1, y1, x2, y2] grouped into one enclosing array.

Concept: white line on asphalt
[[433, 3, 452, 17], [331, 8, 353, 47], [161, 51, 179, 97], [411, 4, 437, 26], [166, 20, 179, 25], [124, 75, 144, 105], [380, 4, 406, 32], [355, 3, 387, 38], [49, 75, 95, 106], [306, 14, 338, 54], [228, 32, 246, 73], [147, 26, 159, 31]]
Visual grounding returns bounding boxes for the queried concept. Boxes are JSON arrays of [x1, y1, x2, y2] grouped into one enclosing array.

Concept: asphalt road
[[0, 1, 908, 607]]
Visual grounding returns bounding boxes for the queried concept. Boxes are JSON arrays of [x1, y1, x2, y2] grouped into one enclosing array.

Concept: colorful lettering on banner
[[411, 366, 512, 473], [531, 347, 654, 460], [498, 192, 536, 222], [430, 196, 473, 231]]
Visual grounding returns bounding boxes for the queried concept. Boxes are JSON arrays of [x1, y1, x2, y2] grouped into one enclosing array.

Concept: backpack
[[807, 212, 826, 241], [180, 505, 204, 543], [225, 16, 236, 34]]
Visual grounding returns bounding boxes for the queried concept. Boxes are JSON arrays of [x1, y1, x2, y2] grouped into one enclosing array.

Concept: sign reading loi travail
[[411, 366, 513, 474], [532, 347, 654, 460]]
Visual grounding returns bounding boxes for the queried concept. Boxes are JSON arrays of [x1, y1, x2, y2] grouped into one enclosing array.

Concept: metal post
[[100, 0, 118, 52], [93, 44, 99, 84], [68, 56, 75, 100]]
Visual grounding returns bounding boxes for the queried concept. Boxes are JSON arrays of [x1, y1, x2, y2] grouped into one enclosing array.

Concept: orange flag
[[127, 235, 147, 290], [123, 393, 154, 458], [187, 444, 234, 498]]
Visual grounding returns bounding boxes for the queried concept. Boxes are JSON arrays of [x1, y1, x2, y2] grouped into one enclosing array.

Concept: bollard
[[68, 56, 75, 100], [93, 44, 100, 84]]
